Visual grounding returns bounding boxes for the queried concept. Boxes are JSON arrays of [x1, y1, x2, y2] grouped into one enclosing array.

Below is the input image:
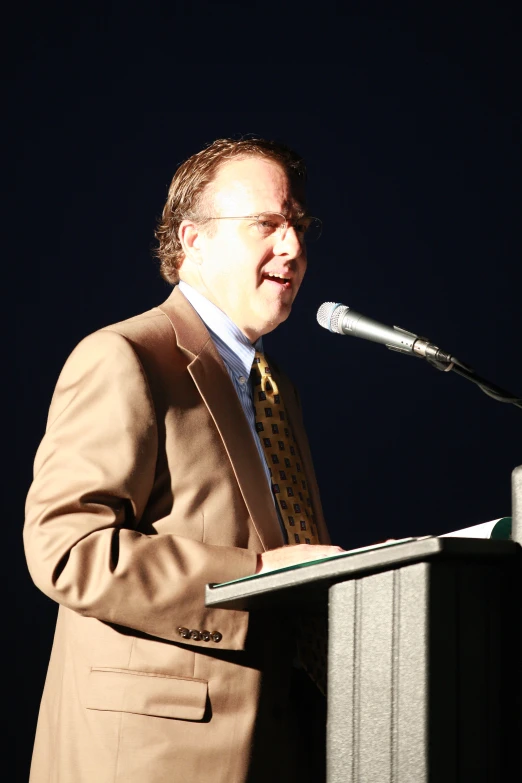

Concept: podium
[[206, 536, 521, 782]]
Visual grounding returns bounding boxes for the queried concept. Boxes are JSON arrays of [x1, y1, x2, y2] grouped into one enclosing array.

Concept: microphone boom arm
[[427, 355, 522, 408], [388, 326, 522, 409]]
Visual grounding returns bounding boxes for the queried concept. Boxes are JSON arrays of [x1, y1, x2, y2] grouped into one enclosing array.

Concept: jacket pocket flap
[[86, 668, 208, 721]]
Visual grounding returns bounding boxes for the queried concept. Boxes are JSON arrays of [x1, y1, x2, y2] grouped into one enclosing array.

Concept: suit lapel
[[158, 287, 284, 551]]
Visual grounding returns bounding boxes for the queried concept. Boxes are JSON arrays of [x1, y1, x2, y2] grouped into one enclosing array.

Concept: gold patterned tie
[[251, 351, 320, 546], [251, 351, 327, 695]]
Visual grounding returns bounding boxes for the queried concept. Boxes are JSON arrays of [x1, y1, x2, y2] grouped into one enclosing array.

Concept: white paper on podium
[[439, 517, 512, 539]]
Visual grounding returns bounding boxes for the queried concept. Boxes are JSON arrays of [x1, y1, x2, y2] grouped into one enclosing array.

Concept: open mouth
[[263, 272, 291, 288]]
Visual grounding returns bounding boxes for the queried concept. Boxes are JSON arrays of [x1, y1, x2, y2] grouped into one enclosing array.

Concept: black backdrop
[[10, 3, 521, 779]]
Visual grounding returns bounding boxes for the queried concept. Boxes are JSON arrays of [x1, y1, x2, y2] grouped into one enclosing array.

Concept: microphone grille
[[316, 302, 346, 333]]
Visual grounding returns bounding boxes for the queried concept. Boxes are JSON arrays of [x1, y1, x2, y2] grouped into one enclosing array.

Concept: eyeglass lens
[[256, 213, 322, 242]]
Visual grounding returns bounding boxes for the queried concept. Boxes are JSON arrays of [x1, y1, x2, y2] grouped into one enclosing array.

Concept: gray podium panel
[[327, 558, 520, 782], [206, 538, 521, 783]]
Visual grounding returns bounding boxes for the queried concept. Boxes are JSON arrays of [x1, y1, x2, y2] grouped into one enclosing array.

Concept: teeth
[[267, 273, 289, 280]]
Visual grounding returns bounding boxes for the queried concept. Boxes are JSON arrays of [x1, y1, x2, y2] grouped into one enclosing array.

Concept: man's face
[[181, 157, 308, 342]]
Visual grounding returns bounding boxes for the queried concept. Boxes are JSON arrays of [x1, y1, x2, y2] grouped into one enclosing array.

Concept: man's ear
[[178, 220, 203, 265]]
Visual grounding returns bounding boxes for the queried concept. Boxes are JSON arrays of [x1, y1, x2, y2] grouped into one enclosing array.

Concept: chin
[[266, 308, 292, 334]]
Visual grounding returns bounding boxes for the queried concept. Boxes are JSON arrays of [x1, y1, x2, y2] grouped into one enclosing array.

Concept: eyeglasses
[[206, 212, 322, 242]]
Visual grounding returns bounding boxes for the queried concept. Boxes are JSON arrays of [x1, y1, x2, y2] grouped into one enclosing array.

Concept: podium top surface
[[205, 536, 520, 611]]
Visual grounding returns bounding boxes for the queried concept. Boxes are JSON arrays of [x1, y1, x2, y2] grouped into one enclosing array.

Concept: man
[[24, 137, 342, 783]]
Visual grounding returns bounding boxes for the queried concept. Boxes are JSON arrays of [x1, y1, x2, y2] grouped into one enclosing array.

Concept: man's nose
[[274, 225, 304, 255]]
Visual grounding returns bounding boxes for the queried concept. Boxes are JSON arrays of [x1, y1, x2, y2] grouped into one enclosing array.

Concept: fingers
[[256, 544, 345, 575]]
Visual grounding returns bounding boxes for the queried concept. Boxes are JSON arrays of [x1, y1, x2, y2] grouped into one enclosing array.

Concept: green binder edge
[[490, 516, 512, 540], [212, 518, 513, 589], [211, 537, 418, 588]]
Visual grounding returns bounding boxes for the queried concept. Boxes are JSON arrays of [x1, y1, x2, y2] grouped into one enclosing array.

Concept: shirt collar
[[178, 281, 263, 375]]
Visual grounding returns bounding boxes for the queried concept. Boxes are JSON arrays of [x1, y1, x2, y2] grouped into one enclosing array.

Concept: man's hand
[[255, 544, 345, 575]]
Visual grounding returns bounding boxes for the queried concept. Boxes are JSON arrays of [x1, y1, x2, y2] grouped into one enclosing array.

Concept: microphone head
[[316, 302, 348, 334]]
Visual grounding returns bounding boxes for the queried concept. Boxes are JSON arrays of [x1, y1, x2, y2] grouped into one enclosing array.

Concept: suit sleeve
[[23, 330, 257, 650]]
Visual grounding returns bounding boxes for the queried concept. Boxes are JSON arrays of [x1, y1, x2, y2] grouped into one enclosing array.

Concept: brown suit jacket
[[24, 286, 329, 783]]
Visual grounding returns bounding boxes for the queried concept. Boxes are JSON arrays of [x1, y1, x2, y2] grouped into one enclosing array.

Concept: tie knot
[[251, 352, 274, 390]]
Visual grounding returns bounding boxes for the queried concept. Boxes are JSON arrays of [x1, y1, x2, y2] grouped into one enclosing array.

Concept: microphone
[[316, 301, 454, 364], [317, 302, 522, 408]]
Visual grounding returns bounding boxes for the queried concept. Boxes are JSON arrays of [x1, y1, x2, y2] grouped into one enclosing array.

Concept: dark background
[[11, 2, 521, 779]]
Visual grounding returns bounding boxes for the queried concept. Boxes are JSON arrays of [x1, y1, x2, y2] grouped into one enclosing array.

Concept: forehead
[[210, 156, 305, 215]]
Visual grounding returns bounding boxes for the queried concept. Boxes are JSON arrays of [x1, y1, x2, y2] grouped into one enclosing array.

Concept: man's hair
[[153, 137, 307, 285]]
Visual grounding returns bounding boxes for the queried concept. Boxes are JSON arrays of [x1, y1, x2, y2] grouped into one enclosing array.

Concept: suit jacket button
[[201, 630, 211, 641], [178, 627, 191, 639], [190, 630, 202, 641], [211, 632, 222, 643]]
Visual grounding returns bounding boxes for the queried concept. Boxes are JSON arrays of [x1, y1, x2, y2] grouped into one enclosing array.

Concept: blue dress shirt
[[178, 281, 279, 513]]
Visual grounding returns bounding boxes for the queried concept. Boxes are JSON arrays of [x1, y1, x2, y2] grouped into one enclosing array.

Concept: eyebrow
[[281, 198, 307, 220]]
